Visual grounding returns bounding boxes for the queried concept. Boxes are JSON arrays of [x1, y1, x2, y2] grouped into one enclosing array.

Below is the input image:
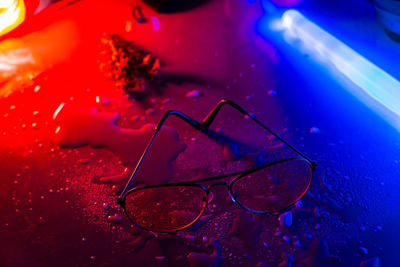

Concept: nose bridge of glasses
[[206, 182, 239, 204], [206, 182, 229, 192]]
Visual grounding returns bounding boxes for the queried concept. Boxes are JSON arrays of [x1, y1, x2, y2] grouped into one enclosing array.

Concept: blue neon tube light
[[278, 9, 400, 129]]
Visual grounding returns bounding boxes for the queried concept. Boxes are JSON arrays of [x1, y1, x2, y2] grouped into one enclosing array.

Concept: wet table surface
[[1, 0, 400, 266]]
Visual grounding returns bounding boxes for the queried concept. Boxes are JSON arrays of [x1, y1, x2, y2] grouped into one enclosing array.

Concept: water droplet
[[304, 233, 313, 239], [278, 211, 293, 227], [78, 158, 90, 165], [293, 240, 301, 247], [313, 207, 321, 217], [107, 214, 123, 224], [358, 246, 368, 255], [274, 231, 282, 237], [186, 90, 202, 98], [125, 20, 132, 32], [145, 108, 157, 115], [162, 98, 171, 104], [95, 96, 110, 106], [155, 256, 166, 262], [309, 127, 320, 134]]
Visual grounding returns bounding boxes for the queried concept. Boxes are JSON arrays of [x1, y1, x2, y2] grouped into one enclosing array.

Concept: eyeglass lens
[[125, 185, 208, 232], [231, 159, 312, 213]]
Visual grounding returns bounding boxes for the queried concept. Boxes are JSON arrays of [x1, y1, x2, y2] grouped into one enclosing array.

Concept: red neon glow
[[0, 20, 78, 98], [0, 0, 160, 150], [0, 0, 26, 36]]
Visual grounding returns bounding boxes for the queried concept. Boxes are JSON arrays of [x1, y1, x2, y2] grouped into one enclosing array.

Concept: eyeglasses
[[117, 99, 316, 232]]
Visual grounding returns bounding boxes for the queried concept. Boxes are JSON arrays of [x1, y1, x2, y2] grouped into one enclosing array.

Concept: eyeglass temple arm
[[201, 99, 316, 166], [118, 110, 202, 202]]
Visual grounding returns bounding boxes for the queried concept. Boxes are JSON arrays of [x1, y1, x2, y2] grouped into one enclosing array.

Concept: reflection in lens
[[231, 159, 312, 213], [124, 185, 207, 232]]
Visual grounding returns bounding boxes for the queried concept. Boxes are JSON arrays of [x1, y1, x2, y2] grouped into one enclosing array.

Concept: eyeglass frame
[[117, 99, 317, 232]]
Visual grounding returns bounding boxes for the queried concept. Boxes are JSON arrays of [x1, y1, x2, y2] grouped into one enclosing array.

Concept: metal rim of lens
[[123, 184, 209, 233], [229, 158, 313, 214]]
